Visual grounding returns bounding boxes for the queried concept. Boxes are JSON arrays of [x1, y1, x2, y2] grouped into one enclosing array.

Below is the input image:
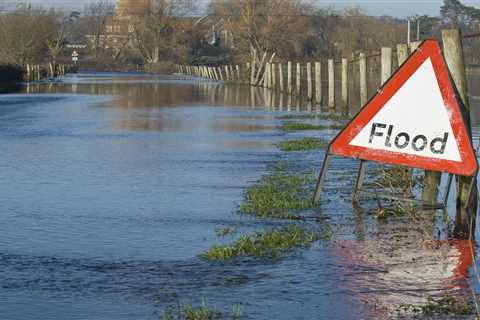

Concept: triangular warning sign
[[330, 39, 477, 176]]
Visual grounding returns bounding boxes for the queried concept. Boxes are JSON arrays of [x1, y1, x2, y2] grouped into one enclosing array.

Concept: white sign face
[[349, 58, 461, 162]]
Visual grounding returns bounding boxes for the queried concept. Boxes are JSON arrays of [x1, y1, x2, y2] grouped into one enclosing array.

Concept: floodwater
[[1, 72, 480, 319]]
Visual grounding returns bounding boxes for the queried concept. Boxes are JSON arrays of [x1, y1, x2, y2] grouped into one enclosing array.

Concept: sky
[[3, 0, 480, 17]]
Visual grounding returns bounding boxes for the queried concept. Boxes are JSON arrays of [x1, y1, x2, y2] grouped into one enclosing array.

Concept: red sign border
[[330, 39, 478, 176]]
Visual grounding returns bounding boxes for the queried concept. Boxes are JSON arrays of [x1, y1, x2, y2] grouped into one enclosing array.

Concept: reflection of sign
[[331, 40, 477, 176], [72, 50, 79, 63]]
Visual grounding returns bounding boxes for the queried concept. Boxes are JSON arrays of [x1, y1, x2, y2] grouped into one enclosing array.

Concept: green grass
[[278, 114, 350, 121], [398, 294, 472, 316], [240, 171, 316, 219], [202, 225, 328, 261], [278, 137, 329, 151], [162, 301, 241, 320], [280, 122, 344, 131]]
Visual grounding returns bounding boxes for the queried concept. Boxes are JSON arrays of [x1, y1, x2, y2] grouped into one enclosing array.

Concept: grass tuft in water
[[240, 171, 316, 219], [398, 294, 472, 316], [278, 137, 329, 152], [162, 300, 241, 320], [280, 122, 344, 131], [202, 225, 328, 261], [215, 227, 237, 237]]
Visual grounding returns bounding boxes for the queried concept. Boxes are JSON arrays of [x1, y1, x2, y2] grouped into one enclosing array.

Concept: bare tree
[[132, 0, 193, 64], [45, 11, 81, 65], [84, 0, 115, 59], [0, 5, 53, 65]]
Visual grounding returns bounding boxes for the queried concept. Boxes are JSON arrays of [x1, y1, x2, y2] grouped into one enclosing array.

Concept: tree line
[[0, 0, 479, 70]]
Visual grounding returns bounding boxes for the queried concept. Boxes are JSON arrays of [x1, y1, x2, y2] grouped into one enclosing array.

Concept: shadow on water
[[0, 71, 479, 319]]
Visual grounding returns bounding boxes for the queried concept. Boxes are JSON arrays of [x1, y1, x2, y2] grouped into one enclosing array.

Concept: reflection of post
[[328, 59, 334, 110], [271, 87, 276, 110], [250, 86, 255, 107], [264, 87, 269, 109], [315, 61, 322, 106]]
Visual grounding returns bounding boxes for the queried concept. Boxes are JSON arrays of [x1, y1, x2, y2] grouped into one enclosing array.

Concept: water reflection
[[331, 238, 473, 318]]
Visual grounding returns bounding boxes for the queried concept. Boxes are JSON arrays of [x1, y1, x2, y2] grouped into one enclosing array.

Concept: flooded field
[[1, 72, 480, 319]]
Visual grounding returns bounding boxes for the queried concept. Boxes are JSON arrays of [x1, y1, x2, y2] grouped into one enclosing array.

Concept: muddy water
[[0, 72, 479, 319]]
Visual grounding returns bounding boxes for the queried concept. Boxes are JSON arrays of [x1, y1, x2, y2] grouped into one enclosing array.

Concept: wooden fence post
[[218, 67, 224, 81], [381, 47, 392, 85], [229, 65, 235, 81], [359, 53, 367, 107], [341, 58, 349, 114], [307, 62, 313, 101], [279, 63, 284, 92], [397, 43, 409, 66], [267, 63, 272, 88], [26, 64, 31, 81], [250, 58, 256, 85], [328, 59, 335, 110], [296, 62, 301, 96], [49, 62, 55, 78], [442, 29, 477, 238], [410, 40, 422, 52], [287, 61, 292, 95], [315, 62, 322, 106], [271, 63, 276, 89]]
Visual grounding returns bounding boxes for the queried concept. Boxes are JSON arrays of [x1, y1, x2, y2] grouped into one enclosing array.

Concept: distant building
[[102, 0, 152, 50]]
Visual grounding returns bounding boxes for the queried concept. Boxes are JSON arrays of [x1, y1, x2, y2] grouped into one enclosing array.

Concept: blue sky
[[6, 0, 480, 17]]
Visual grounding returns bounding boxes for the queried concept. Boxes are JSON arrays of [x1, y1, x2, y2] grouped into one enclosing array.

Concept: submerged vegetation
[[203, 225, 328, 261], [372, 166, 418, 193], [162, 301, 241, 320], [278, 137, 329, 151], [280, 122, 344, 131], [278, 114, 350, 121], [398, 294, 472, 316], [240, 171, 316, 219]]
